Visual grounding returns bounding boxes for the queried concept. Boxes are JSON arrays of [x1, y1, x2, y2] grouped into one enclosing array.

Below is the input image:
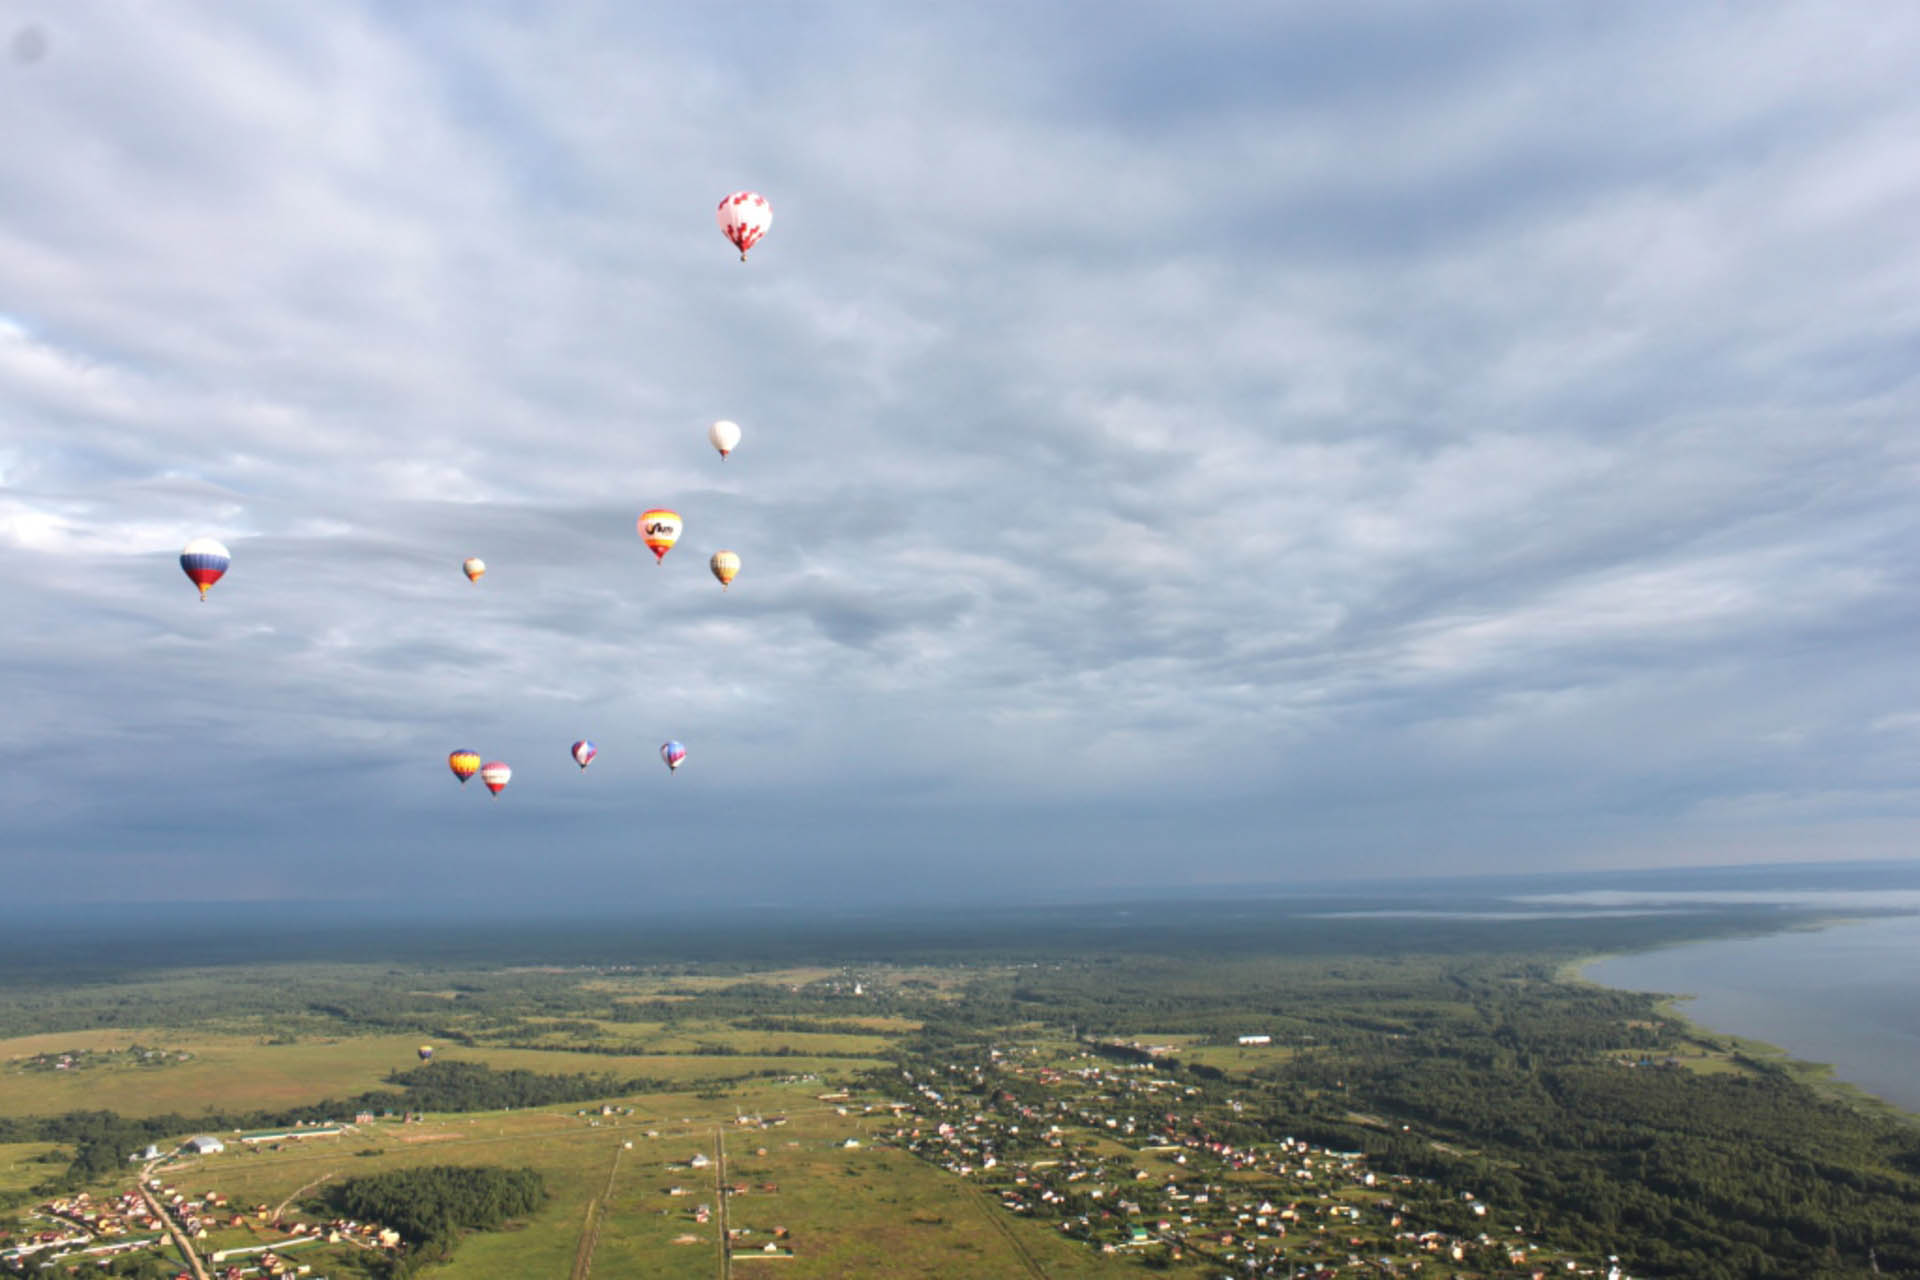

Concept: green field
[[0, 1029, 875, 1118]]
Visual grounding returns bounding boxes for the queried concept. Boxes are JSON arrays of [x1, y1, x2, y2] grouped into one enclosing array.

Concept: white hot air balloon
[[716, 191, 772, 261], [708, 419, 741, 459]]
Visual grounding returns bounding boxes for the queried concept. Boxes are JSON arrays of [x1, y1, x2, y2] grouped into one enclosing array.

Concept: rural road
[[715, 1126, 730, 1280], [137, 1171, 212, 1280]]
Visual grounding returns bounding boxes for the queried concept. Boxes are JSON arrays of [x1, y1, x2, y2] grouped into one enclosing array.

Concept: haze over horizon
[[3, 3, 1919, 907]]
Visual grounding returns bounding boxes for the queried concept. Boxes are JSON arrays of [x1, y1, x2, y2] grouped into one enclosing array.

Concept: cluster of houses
[[884, 1045, 1630, 1278], [1, 1171, 406, 1278]]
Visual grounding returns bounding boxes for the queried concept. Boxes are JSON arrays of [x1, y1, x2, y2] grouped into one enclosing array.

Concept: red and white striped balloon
[[717, 191, 772, 261]]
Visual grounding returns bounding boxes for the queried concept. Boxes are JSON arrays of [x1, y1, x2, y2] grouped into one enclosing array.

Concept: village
[[2, 1135, 399, 1279], [878, 1040, 1632, 1279]]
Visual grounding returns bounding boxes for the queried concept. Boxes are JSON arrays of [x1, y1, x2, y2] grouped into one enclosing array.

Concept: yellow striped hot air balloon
[[638, 509, 682, 564], [448, 750, 481, 785], [710, 550, 740, 590]]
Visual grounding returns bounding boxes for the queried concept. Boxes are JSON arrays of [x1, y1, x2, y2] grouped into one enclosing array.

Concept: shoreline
[[1564, 937, 1920, 1124]]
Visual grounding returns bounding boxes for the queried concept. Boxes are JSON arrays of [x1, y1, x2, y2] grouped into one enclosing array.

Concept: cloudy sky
[[2, 2, 1917, 907]]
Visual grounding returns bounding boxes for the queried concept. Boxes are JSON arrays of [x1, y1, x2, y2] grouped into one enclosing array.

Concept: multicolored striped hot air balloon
[[479, 761, 512, 796], [660, 741, 686, 775], [638, 509, 682, 564], [463, 557, 486, 583], [179, 538, 230, 601], [710, 550, 740, 590], [571, 740, 597, 770], [448, 750, 482, 785], [716, 191, 771, 261]]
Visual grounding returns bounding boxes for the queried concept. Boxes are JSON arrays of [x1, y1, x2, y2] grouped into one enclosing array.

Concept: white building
[[183, 1136, 225, 1155], [1236, 1035, 1272, 1046]]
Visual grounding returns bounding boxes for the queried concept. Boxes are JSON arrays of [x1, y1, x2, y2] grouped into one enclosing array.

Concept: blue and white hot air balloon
[[179, 538, 230, 602], [660, 741, 686, 776]]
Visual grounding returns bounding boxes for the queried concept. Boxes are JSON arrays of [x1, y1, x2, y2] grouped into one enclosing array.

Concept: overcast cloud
[[2, 1, 1918, 907]]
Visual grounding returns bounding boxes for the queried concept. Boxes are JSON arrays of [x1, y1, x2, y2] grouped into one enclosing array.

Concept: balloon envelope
[[448, 750, 481, 785], [572, 740, 597, 770], [710, 550, 740, 590], [660, 741, 687, 773], [180, 537, 230, 601], [638, 509, 683, 563], [716, 191, 772, 261], [418, 1046, 434, 1061], [480, 761, 512, 795], [463, 557, 486, 583], [708, 419, 741, 458]]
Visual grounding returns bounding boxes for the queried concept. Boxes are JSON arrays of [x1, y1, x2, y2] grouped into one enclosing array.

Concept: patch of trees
[[310, 1165, 544, 1268]]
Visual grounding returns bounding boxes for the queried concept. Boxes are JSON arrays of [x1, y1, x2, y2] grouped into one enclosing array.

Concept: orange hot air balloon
[[463, 557, 486, 583], [710, 550, 740, 590], [448, 750, 481, 785], [637, 509, 682, 564], [479, 761, 512, 796]]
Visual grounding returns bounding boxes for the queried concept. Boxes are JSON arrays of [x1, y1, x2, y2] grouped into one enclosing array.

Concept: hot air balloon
[[418, 1045, 434, 1062], [571, 740, 597, 770], [710, 550, 740, 590], [179, 538, 230, 601], [638, 509, 682, 564], [463, 557, 486, 583], [717, 191, 772, 261], [660, 741, 686, 775], [448, 750, 482, 785], [480, 761, 512, 796], [709, 419, 741, 459]]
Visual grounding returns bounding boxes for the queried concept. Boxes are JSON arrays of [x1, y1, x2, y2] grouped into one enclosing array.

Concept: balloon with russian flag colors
[[660, 741, 686, 775], [571, 740, 597, 770], [179, 538, 230, 601]]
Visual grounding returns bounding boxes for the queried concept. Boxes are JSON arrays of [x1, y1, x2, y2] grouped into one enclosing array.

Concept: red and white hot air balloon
[[479, 761, 512, 796], [717, 191, 771, 261]]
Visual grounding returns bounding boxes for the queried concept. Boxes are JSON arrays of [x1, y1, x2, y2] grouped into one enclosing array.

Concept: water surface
[[1584, 913, 1920, 1113]]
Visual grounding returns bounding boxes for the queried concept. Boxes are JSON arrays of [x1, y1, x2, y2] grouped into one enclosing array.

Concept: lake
[[1583, 910, 1920, 1113]]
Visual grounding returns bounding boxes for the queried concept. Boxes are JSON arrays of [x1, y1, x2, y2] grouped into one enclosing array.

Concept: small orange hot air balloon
[[710, 550, 740, 590], [638, 509, 682, 564], [448, 750, 481, 785], [463, 557, 486, 583]]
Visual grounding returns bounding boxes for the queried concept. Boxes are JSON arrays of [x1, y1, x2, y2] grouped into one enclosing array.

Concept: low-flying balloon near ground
[[660, 741, 686, 775], [448, 750, 481, 785], [709, 419, 741, 459], [480, 761, 512, 796], [179, 538, 230, 601], [463, 557, 486, 583], [710, 550, 740, 590], [571, 740, 597, 770], [717, 191, 771, 261], [638, 509, 682, 564], [418, 1045, 434, 1062]]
